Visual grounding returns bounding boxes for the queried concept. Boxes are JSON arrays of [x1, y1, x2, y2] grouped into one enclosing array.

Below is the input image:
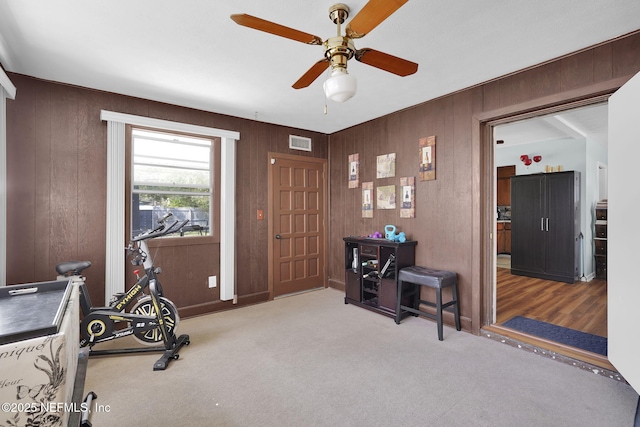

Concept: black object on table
[[0, 280, 72, 344]]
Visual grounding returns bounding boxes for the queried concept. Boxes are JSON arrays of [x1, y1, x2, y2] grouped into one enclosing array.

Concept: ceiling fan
[[231, 0, 418, 102]]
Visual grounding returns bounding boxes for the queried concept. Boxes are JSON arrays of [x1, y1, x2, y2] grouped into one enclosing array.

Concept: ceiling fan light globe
[[323, 68, 357, 102]]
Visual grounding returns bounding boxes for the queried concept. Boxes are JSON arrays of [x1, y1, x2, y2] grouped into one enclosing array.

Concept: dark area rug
[[502, 316, 607, 356]]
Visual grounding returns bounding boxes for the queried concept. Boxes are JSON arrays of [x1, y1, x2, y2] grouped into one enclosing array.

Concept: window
[[131, 128, 213, 238]]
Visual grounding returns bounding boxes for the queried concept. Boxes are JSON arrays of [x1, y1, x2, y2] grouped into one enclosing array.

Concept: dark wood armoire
[[510, 171, 581, 283]]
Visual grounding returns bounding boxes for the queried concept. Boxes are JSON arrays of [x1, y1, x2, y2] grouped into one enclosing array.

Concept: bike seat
[[56, 260, 92, 276]]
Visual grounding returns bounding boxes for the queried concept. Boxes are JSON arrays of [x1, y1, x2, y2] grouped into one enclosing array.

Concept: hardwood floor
[[490, 267, 613, 370], [495, 267, 608, 337]]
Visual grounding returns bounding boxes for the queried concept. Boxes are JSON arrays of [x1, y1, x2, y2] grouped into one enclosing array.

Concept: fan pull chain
[[324, 85, 328, 114], [323, 66, 331, 115]]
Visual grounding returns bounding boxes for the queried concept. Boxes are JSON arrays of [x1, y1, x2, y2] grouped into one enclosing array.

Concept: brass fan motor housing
[[324, 36, 355, 70]]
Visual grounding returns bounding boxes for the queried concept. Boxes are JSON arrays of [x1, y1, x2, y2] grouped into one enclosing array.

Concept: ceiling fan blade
[[231, 14, 323, 45], [355, 48, 418, 76], [345, 0, 408, 39], [292, 59, 330, 89]]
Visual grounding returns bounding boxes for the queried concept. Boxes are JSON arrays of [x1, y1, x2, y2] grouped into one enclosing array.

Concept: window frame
[[125, 125, 220, 246]]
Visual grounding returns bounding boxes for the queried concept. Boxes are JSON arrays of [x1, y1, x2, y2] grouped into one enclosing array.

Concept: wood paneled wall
[[328, 31, 640, 333], [5, 74, 328, 313]]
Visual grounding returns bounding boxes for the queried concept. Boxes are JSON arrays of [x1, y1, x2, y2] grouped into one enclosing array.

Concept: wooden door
[[270, 155, 326, 298], [510, 174, 545, 274]]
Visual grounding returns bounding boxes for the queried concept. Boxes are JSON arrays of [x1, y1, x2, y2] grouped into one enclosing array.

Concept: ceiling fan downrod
[[326, 4, 354, 71]]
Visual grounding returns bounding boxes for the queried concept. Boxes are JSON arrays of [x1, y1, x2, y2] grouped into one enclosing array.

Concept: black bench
[[395, 266, 461, 341]]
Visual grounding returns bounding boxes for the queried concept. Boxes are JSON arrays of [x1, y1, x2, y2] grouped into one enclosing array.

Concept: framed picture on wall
[[348, 153, 359, 188], [400, 177, 415, 218], [376, 185, 396, 210], [419, 136, 436, 181], [362, 182, 373, 218], [377, 153, 396, 178]]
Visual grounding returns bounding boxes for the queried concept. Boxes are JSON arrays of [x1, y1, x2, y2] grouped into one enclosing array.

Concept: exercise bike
[[55, 213, 190, 371]]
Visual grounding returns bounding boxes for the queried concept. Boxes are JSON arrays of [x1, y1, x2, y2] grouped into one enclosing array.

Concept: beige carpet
[[83, 287, 638, 426]]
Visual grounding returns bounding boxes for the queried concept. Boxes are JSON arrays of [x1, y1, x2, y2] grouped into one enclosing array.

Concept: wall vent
[[289, 135, 312, 152]]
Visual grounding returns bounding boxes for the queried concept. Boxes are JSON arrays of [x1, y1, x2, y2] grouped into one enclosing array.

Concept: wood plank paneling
[[524, 62, 562, 100], [141, 238, 221, 315], [592, 43, 614, 82], [49, 83, 78, 271], [33, 81, 53, 281], [612, 33, 640, 77], [6, 77, 37, 284], [560, 49, 595, 91], [76, 89, 108, 306]]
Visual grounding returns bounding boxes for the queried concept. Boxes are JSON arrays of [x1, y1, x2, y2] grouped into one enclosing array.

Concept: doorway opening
[[484, 100, 612, 369]]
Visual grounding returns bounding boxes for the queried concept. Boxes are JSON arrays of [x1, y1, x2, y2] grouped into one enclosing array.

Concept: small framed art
[[419, 136, 436, 181]]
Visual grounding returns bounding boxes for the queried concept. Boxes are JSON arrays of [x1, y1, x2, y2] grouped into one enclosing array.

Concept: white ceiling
[[0, 1, 639, 134], [494, 102, 609, 147]]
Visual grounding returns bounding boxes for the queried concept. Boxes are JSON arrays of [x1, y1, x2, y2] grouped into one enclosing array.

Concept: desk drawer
[[360, 245, 377, 256]]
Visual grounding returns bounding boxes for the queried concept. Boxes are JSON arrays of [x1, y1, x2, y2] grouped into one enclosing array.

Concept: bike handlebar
[[131, 213, 190, 242]]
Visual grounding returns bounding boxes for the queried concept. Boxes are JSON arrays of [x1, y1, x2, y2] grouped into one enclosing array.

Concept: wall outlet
[[208, 276, 217, 288]]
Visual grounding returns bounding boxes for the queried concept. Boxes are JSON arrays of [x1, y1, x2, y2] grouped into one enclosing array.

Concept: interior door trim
[[475, 75, 635, 334]]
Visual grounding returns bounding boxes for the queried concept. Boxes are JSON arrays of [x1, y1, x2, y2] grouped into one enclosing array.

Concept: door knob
[[275, 234, 281, 239]]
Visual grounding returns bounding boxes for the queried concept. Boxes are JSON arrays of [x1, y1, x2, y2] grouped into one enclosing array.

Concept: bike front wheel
[[130, 296, 180, 345]]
